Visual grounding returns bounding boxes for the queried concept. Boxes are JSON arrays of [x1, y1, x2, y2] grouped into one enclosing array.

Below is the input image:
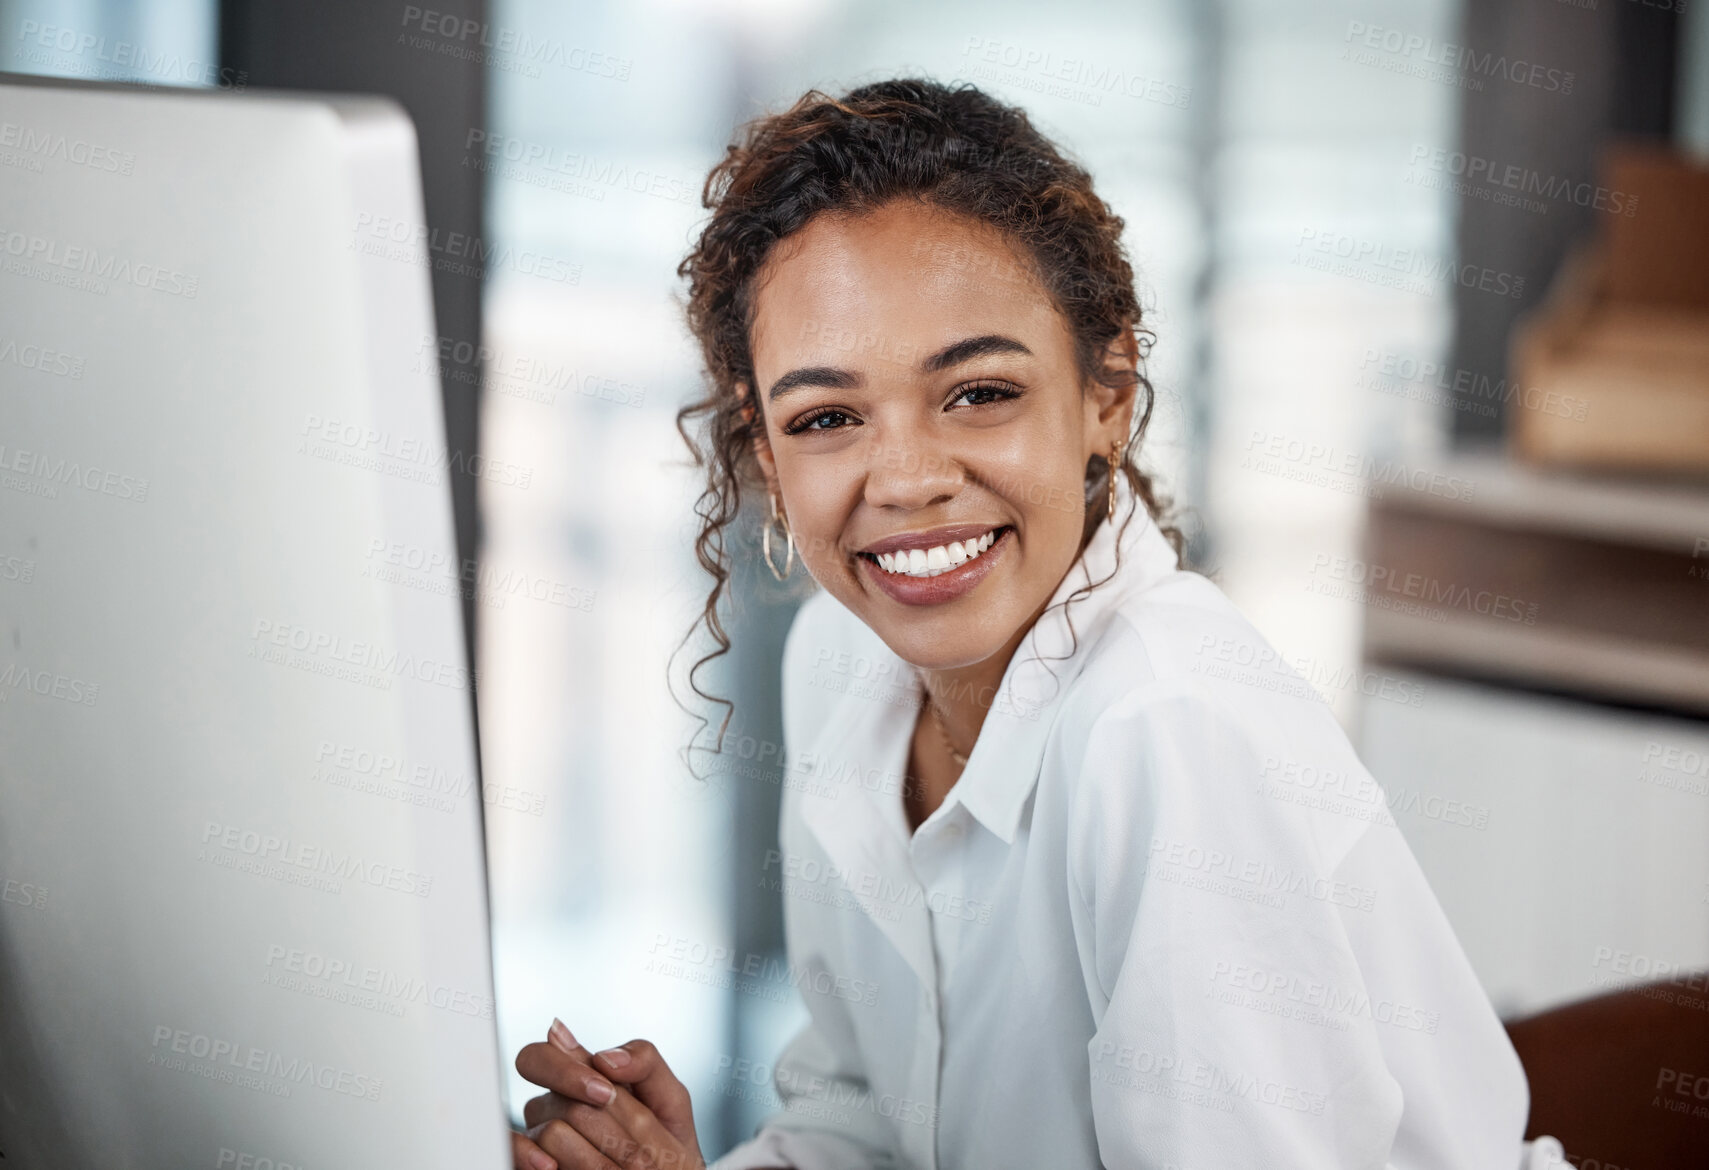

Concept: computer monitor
[[0, 72, 510, 1169]]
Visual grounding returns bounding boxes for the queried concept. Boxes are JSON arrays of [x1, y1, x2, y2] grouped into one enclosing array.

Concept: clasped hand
[[510, 1019, 706, 1170]]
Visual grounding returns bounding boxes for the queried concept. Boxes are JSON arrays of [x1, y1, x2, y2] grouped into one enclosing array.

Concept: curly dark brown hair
[[672, 76, 1184, 758]]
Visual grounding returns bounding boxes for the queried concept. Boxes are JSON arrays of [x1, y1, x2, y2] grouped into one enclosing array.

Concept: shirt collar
[[803, 503, 1181, 848], [947, 503, 1181, 842]]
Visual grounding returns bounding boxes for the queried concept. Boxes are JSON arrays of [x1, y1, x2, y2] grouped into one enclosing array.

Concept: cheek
[[981, 429, 1088, 524], [774, 457, 855, 567]]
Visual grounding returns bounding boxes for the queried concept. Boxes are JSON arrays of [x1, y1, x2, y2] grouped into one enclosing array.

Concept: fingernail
[[586, 1077, 615, 1105], [547, 1018, 576, 1054], [530, 1151, 556, 1170], [594, 1047, 631, 1069]]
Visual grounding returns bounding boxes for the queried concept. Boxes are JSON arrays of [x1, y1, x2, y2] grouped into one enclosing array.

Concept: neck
[[919, 586, 1053, 761], [924, 513, 1108, 729], [904, 605, 1037, 832], [905, 529, 1103, 828]]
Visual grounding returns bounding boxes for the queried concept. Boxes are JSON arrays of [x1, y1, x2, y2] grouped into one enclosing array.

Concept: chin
[[864, 611, 1018, 674]]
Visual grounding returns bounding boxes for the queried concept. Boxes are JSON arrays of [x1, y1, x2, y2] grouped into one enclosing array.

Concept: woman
[[508, 78, 1565, 1170]]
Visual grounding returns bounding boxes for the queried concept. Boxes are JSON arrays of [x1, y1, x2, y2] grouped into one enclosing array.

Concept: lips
[[856, 525, 1014, 606]]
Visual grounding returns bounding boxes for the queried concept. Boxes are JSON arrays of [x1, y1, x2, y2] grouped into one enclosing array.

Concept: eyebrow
[[765, 333, 1034, 402]]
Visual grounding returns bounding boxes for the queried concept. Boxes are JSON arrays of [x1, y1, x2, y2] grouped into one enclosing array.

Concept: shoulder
[[776, 587, 915, 826], [1050, 572, 1381, 887], [779, 587, 894, 745], [1053, 565, 1325, 759], [781, 586, 868, 690]]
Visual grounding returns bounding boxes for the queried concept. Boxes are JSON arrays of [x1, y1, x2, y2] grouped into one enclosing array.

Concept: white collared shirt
[[713, 506, 1552, 1170]]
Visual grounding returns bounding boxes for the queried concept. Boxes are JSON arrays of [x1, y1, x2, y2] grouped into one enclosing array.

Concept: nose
[[861, 425, 964, 511]]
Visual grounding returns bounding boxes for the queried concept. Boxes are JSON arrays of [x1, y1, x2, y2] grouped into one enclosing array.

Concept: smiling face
[[746, 198, 1136, 673]]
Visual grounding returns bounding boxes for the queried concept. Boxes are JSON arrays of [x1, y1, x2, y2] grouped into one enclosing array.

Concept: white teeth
[[870, 529, 1003, 579]]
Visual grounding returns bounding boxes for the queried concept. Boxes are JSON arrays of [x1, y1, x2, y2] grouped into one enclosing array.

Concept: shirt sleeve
[[710, 782, 902, 1170], [1064, 685, 1530, 1170], [713, 594, 902, 1170]]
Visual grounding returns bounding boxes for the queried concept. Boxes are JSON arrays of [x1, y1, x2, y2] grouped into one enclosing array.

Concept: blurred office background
[[7, 0, 1709, 1157]]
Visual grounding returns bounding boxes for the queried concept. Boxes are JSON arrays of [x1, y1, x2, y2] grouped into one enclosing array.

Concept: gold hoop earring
[[761, 492, 795, 581], [1108, 439, 1126, 521]]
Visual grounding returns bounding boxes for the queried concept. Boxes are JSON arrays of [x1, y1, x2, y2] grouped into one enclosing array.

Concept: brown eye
[[949, 381, 1023, 409], [784, 407, 858, 435]]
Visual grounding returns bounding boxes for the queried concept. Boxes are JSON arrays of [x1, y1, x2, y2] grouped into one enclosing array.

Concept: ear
[[740, 381, 779, 496], [1085, 324, 1141, 451]]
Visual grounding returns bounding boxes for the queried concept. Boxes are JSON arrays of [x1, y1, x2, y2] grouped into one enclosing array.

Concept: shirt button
[[942, 822, 963, 840]]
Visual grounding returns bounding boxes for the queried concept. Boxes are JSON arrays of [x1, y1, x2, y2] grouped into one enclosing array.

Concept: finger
[[511, 1129, 558, 1170], [524, 1080, 682, 1170], [541, 1030, 696, 1166], [590, 1040, 696, 1146], [596, 1090, 689, 1170], [516, 1040, 617, 1107], [547, 1017, 584, 1056], [526, 1084, 662, 1164], [544, 1019, 621, 1110], [524, 1089, 574, 1130], [529, 1117, 625, 1170], [554, 1096, 655, 1170]]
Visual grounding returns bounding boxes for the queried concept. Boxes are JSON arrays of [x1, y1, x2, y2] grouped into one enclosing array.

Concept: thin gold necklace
[[925, 694, 970, 769]]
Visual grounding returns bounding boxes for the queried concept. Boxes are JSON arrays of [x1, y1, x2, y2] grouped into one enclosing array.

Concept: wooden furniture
[[1507, 977, 1709, 1169], [1361, 453, 1709, 717], [1510, 148, 1709, 474]]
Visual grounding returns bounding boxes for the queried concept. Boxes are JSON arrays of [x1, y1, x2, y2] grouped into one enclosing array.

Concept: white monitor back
[[0, 73, 509, 1170]]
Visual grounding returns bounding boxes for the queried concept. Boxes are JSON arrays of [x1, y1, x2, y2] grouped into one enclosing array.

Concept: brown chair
[[1506, 975, 1709, 1169]]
